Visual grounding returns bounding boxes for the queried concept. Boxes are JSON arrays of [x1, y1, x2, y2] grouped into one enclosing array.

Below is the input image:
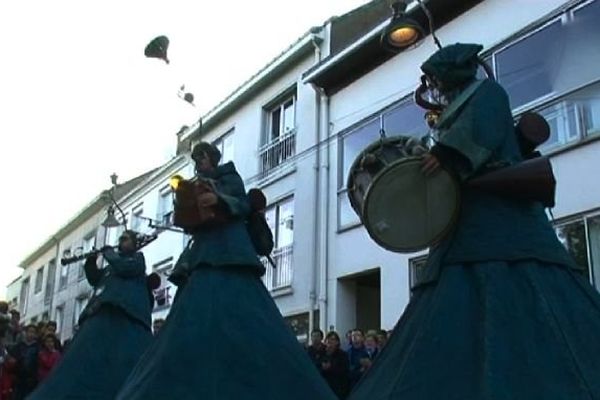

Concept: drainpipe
[[49, 235, 60, 313], [309, 34, 322, 332], [317, 88, 330, 332]]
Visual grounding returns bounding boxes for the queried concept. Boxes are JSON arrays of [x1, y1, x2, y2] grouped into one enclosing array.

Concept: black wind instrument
[[60, 233, 159, 266]]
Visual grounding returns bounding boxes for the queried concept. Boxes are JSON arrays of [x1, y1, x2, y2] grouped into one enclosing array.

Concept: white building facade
[[304, 0, 600, 336], [10, 172, 151, 340], [8, 0, 600, 344]]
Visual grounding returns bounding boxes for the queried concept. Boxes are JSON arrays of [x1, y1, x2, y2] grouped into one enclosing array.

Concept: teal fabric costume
[[116, 161, 336, 400], [349, 44, 600, 400], [29, 247, 153, 400]]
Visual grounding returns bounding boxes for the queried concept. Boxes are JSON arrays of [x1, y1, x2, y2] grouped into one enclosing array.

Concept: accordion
[[170, 176, 228, 232]]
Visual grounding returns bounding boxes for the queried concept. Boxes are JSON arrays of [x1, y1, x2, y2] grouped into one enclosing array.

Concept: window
[[265, 197, 294, 250], [34, 267, 44, 294], [80, 233, 96, 280], [496, 20, 564, 109], [109, 221, 126, 246], [555, 213, 600, 290], [45, 259, 56, 305], [263, 197, 294, 289], [59, 259, 69, 290], [268, 96, 296, 141], [73, 297, 89, 325], [260, 94, 297, 174], [19, 278, 30, 315], [493, 0, 600, 112], [157, 188, 173, 227], [152, 259, 174, 311], [131, 205, 143, 233], [55, 305, 64, 338], [338, 98, 426, 228], [213, 130, 234, 165], [283, 312, 310, 344], [409, 256, 428, 293], [534, 82, 600, 152]]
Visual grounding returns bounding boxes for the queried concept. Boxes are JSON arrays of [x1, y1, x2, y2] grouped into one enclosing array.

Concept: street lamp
[[380, 0, 442, 52], [380, 1, 425, 51], [101, 174, 127, 229]]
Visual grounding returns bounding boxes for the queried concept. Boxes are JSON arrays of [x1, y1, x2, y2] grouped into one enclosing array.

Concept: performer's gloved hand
[[197, 192, 218, 207]]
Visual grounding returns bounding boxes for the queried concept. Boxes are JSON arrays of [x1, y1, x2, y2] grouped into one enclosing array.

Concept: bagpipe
[[169, 175, 229, 231], [170, 174, 276, 265]]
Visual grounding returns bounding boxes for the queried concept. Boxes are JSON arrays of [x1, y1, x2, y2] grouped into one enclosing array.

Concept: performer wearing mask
[[29, 230, 153, 400], [116, 142, 336, 400], [349, 43, 600, 400]]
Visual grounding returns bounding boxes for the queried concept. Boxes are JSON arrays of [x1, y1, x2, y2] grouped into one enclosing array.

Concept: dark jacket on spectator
[[322, 348, 350, 399]]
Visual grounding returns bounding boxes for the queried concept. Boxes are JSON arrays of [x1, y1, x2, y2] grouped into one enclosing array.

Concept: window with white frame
[[338, 98, 427, 228], [408, 256, 428, 293], [157, 188, 173, 227], [109, 220, 126, 246], [213, 130, 235, 165], [131, 205, 144, 233], [73, 296, 89, 325], [45, 259, 56, 305], [263, 197, 294, 289], [20, 278, 30, 315], [152, 259, 174, 310], [555, 213, 600, 290], [34, 267, 44, 294], [260, 93, 297, 174], [54, 305, 64, 339], [492, 0, 600, 114], [79, 233, 96, 280], [532, 81, 600, 152], [59, 260, 69, 290], [267, 96, 295, 141]]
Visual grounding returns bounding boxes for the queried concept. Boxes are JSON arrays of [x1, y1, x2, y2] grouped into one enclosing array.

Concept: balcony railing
[[262, 245, 293, 291], [259, 130, 296, 176]]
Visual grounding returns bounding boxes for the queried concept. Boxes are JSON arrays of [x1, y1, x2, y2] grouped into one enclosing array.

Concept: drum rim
[[362, 157, 461, 253], [347, 135, 415, 215]]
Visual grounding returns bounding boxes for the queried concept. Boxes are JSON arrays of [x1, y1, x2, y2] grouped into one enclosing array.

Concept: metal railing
[[262, 245, 293, 291], [259, 130, 296, 176]]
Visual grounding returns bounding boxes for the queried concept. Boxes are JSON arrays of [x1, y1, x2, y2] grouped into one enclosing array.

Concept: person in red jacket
[[37, 334, 61, 382]]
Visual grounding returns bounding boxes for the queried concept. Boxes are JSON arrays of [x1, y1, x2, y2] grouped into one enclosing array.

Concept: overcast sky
[[0, 0, 368, 298]]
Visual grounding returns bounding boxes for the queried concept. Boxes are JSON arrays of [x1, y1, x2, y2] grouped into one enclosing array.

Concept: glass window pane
[[277, 199, 294, 248], [496, 21, 564, 108], [383, 100, 427, 137], [538, 101, 579, 152], [265, 207, 277, 244], [283, 99, 295, 134], [556, 220, 590, 279], [339, 192, 360, 228], [270, 108, 281, 140], [587, 215, 600, 290], [341, 118, 380, 186], [222, 132, 234, 164]]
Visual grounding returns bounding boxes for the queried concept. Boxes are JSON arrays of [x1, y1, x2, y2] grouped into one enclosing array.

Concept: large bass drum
[[347, 136, 460, 253]]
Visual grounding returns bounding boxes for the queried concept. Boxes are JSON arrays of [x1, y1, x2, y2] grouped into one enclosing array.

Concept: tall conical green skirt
[[348, 261, 600, 400], [116, 265, 337, 400]]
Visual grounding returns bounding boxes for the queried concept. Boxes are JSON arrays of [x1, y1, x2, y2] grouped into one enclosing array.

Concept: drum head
[[363, 157, 460, 253]]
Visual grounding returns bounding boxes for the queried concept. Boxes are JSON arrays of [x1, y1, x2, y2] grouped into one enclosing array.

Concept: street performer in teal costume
[[29, 230, 154, 400], [349, 43, 600, 400], [116, 142, 336, 400]]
